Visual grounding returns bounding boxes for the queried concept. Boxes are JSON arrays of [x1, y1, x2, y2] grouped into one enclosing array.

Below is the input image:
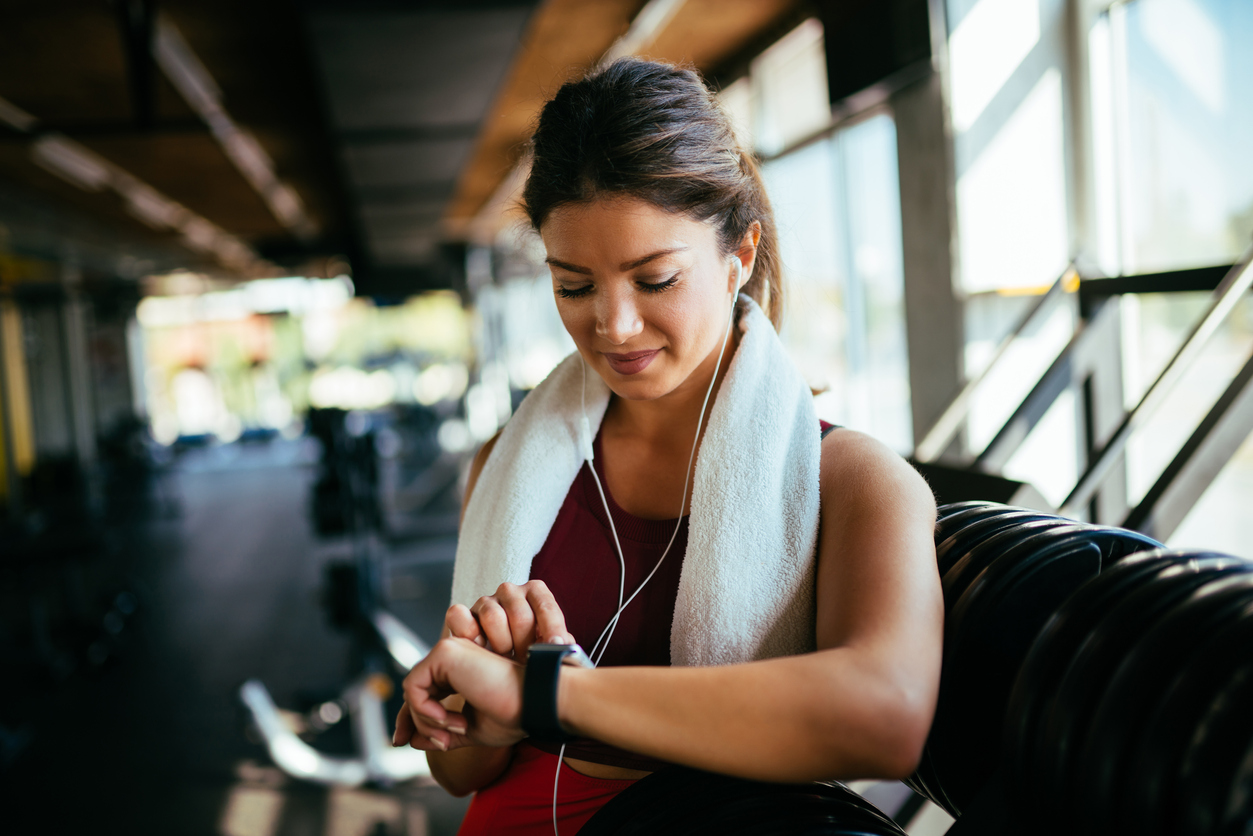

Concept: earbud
[[579, 361, 595, 463], [732, 258, 743, 296], [580, 414, 595, 462]]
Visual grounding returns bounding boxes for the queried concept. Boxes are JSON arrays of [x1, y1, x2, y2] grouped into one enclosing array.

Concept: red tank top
[[525, 425, 688, 772]]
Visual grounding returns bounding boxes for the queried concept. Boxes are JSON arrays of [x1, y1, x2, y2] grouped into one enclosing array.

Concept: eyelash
[[555, 275, 679, 299]]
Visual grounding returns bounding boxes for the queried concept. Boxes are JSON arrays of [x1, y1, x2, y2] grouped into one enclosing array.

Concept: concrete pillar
[[892, 1, 965, 452], [24, 297, 76, 459], [62, 264, 97, 466]]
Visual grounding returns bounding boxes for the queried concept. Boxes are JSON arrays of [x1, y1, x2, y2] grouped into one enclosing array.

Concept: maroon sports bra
[[525, 426, 688, 771]]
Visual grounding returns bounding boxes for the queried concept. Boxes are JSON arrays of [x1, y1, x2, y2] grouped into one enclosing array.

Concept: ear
[[730, 221, 762, 293]]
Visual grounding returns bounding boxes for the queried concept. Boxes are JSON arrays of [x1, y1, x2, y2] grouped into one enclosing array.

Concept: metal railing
[[1060, 245, 1253, 516], [914, 244, 1253, 538], [914, 266, 1077, 464]]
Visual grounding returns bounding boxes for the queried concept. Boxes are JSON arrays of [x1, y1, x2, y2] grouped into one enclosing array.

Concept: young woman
[[392, 58, 942, 833]]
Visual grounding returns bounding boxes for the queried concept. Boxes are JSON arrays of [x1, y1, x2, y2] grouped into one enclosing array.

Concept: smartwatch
[[522, 643, 592, 743]]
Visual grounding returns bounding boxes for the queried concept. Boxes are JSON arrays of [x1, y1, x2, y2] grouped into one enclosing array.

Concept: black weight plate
[[938, 500, 1003, 520], [698, 790, 906, 836], [1119, 614, 1253, 836], [1176, 663, 1253, 836], [1072, 524, 1164, 569], [1031, 556, 1248, 825], [923, 525, 1085, 816], [942, 520, 1077, 609], [901, 752, 954, 819], [947, 526, 1091, 641], [918, 521, 1072, 819], [927, 538, 1101, 814], [906, 743, 960, 818], [1074, 572, 1253, 834], [1002, 550, 1207, 812], [935, 502, 1009, 537], [936, 510, 1058, 576], [935, 503, 1013, 535], [580, 769, 906, 836]]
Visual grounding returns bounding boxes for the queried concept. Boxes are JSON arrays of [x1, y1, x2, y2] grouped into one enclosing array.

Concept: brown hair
[[522, 58, 783, 329]]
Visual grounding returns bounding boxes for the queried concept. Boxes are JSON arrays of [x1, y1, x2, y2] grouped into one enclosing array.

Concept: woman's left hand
[[392, 636, 528, 752]]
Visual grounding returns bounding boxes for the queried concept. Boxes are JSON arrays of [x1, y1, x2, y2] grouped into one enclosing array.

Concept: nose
[[595, 285, 643, 345]]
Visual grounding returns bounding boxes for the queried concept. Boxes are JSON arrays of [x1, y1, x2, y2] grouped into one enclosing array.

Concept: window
[[750, 21, 913, 452]]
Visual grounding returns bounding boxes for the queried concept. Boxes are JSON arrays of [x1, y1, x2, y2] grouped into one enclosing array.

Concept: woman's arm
[[558, 430, 940, 781], [405, 430, 942, 783]]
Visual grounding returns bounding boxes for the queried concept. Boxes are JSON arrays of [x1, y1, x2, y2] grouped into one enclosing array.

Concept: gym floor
[[5, 439, 471, 836]]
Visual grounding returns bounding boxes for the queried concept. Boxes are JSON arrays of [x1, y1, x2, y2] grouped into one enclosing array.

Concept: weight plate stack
[[1001, 549, 1253, 836], [910, 504, 1162, 818]]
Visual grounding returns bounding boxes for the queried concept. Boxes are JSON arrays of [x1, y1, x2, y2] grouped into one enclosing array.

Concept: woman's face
[[540, 196, 749, 403]]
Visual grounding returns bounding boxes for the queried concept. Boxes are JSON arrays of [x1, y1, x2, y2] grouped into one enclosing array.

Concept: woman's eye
[[639, 275, 679, 293], [555, 284, 592, 299]]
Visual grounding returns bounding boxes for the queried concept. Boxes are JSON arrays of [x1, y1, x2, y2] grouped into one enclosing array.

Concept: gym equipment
[[240, 408, 446, 787], [580, 767, 909, 836], [911, 512, 1165, 818]]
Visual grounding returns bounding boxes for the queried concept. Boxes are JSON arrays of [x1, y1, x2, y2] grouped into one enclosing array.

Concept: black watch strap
[[522, 644, 578, 743]]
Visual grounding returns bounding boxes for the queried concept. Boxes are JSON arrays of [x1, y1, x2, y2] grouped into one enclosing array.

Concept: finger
[[406, 689, 448, 729], [409, 706, 472, 751], [401, 646, 456, 732], [470, 595, 515, 656], [393, 701, 416, 747], [405, 726, 448, 752], [415, 709, 468, 738], [444, 604, 485, 646], [524, 581, 573, 645], [495, 583, 539, 656]]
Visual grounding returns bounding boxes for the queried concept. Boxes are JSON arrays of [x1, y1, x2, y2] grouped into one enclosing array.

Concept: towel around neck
[[451, 294, 821, 666]]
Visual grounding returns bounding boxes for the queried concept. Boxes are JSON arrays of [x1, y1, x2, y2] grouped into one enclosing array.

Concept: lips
[[603, 349, 659, 375]]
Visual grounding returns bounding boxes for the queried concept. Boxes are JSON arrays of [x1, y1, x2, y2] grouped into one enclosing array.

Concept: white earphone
[[556, 258, 742, 834]]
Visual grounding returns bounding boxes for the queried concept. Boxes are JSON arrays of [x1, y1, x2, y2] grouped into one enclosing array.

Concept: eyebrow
[[545, 247, 690, 275]]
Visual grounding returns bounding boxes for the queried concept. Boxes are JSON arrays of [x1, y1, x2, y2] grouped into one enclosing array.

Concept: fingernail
[[449, 725, 466, 735], [431, 738, 447, 751]]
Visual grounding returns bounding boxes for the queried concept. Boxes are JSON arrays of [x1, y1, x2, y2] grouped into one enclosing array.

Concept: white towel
[[451, 295, 820, 666]]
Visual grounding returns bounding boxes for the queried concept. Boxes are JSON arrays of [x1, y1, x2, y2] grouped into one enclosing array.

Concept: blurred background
[[1, 0, 1250, 833]]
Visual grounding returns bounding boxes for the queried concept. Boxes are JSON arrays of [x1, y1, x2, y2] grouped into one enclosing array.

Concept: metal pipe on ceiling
[[153, 15, 318, 243]]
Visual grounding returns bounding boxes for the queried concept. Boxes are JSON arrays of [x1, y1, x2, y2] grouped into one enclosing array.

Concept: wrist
[[557, 664, 588, 738]]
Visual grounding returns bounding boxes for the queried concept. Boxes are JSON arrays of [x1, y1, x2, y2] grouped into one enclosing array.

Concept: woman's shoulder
[[817, 428, 935, 518]]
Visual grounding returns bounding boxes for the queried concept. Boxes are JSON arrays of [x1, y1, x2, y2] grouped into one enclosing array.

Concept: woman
[[393, 58, 942, 833]]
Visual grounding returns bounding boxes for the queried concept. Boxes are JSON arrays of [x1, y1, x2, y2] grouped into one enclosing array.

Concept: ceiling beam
[[442, 0, 644, 236], [115, 0, 158, 130], [443, 0, 801, 239]]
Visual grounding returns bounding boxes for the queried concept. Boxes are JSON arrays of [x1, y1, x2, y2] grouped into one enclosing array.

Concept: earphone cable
[[553, 269, 741, 836], [587, 289, 737, 664]]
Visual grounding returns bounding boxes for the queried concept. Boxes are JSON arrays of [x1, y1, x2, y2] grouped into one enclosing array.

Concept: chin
[[596, 364, 676, 401], [604, 376, 671, 401]]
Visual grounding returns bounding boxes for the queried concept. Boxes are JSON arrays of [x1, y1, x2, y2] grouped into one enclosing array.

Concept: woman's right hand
[[443, 580, 575, 659]]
